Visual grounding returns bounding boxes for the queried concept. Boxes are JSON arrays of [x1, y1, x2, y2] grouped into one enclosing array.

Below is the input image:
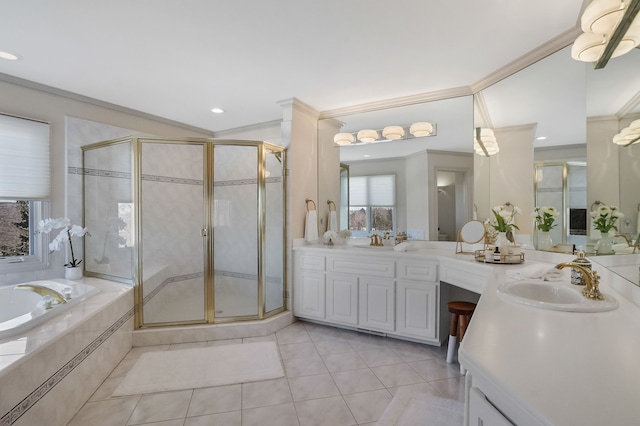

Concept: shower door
[[213, 145, 259, 319], [139, 140, 208, 325]]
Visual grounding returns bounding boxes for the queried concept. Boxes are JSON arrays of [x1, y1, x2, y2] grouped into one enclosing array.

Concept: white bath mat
[[113, 341, 283, 396]]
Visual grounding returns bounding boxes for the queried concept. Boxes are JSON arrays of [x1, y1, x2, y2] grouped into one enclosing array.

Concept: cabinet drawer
[[398, 261, 437, 282], [298, 254, 325, 271], [327, 256, 395, 278]]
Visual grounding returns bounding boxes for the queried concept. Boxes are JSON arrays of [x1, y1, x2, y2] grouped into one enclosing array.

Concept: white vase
[[595, 231, 615, 255], [537, 231, 553, 251], [65, 266, 83, 280], [496, 232, 511, 254]]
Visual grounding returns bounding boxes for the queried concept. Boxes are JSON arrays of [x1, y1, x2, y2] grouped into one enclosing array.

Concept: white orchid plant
[[533, 206, 559, 232], [38, 218, 89, 267], [590, 204, 623, 233]]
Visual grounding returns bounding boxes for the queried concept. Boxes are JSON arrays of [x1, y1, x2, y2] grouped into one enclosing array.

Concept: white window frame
[[0, 200, 50, 273], [348, 174, 396, 237]]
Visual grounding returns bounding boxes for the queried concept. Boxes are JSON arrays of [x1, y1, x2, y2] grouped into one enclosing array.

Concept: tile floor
[[68, 321, 465, 426]]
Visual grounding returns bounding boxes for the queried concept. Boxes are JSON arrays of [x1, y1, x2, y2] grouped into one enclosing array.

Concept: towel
[[393, 242, 412, 252], [304, 210, 318, 243], [508, 264, 565, 281], [327, 210, 338, 232]]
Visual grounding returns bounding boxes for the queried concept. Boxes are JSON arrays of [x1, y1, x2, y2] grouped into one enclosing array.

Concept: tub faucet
[[15, 284, 68, 305], [555, 262, 604, 300], [369, 234, 383, 246], [614, 234, 633, 247]]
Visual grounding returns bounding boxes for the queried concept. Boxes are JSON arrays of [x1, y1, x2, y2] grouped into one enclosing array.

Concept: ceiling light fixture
[[357, 129, 379, 143], [211, 108, 224, 113], [0, 51, 19, 61], [572, 0, 640, 69], [334, 132, 355, 146], [474, 127, 499, 157], [536, 136, 547, 140], [612, 119, 640, 145]]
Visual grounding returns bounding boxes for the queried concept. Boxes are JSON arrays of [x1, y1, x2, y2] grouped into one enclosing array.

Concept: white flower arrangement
[[490, 204, 521, 233], [590, 204, 623, 233], [323, 230, 337, 243], [339, 229, 352, 238], [533, 206, 559, 232], [38, 218, 89, 267]]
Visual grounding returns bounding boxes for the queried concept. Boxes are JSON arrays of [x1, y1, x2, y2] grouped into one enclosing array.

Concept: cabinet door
[[396, 280, 438, 340], [468, 387, 514, 426], [294, 270, 325, 320], [359, 277, 395, 331], [326, 273, 358, 325]]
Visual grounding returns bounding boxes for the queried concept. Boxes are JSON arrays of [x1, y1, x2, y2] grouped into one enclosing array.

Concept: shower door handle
[[201, 228, 208, 237]]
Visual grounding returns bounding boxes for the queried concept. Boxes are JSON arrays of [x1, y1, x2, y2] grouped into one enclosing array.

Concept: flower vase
[[537, 231, 553, 251], [594, 231, 615, 255], [496, 232, 510, 255], [65, 266, 83, 280]]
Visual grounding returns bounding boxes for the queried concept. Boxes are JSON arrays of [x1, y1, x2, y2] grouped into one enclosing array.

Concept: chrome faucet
[[555, 263, 604, 300], [16, 284, 68, 305]]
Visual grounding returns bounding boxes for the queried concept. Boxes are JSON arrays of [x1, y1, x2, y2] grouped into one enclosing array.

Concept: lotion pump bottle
[[571, 248, 591, 286]]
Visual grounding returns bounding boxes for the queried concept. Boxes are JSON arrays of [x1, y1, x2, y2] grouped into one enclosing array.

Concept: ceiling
[[1, 0, 587, 133]]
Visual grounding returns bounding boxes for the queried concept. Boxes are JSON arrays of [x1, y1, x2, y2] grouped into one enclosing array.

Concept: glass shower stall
[[82, 138, 286, 327]]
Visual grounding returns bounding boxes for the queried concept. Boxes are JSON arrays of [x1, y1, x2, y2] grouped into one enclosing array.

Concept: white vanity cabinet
[[292, 248, 442, 344], [396, 260, 438, 340], [293, 253, 326, 320], [468, 387, 514, 426]]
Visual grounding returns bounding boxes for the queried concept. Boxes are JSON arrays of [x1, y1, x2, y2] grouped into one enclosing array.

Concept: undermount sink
[[497, 281, 618, 312], [352, 244, 394, 250]]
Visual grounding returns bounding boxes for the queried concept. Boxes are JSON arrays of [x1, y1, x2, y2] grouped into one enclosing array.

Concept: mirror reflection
[[328, 96, 474, 241]]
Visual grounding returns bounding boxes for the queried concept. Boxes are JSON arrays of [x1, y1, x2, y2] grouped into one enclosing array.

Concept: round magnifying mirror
[[459, 220, 486, 244]]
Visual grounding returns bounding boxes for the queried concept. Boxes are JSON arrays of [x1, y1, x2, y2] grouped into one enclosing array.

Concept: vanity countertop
[[294, 242, 640, 425]]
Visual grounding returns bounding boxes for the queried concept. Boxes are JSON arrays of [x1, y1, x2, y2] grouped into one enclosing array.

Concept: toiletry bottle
[[493, 246, 501, 263], [570, 249, 591, 286]]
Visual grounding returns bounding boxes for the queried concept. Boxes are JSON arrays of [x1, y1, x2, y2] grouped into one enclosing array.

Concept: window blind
[[0, 114, 50, 199], [349, 174, 395, 206]]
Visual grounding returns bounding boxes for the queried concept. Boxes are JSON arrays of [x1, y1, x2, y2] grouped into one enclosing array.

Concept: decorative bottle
[[570, 250, 591, 286]]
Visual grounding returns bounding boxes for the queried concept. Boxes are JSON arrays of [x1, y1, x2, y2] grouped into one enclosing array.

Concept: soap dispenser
[[570, 249, 591, 286]]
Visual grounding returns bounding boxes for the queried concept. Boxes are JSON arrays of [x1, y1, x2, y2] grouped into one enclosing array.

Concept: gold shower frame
[[81, 137, 287, 329]]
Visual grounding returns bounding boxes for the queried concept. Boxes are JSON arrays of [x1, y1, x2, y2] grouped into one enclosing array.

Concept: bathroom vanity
[[293, 243, 490, 345], [292, 243, 640, 425]]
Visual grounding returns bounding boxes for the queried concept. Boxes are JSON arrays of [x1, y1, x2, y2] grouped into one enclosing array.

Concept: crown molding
[[617, 89, 640, 118], [469, 26, 582, 93], [277, 97, 320, 120], [318, 86, 473, 119], [212, 119, 282, 137], [494, 122, 537, 133], [319, 27, 583, 120], [0, 72, 215, 136]]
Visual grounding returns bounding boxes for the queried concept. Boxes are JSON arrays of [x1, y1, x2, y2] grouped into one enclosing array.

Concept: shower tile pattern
[[70, 321, 465, 425]]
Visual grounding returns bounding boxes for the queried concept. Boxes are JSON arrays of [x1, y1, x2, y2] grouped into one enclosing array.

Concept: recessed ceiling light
[[211, 108, 224, 114], [536, 136, 547, 140], [0, 51, 19, 61], [363, 154, 371, 158]]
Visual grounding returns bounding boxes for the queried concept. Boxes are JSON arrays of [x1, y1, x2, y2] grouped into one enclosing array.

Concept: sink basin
[[352, 244, 393, 250], [497, 281, 618, 312]]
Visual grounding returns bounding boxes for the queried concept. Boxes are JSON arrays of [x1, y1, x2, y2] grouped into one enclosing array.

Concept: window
[[348, 174, 395, 237], [0, 113, 51, 271]]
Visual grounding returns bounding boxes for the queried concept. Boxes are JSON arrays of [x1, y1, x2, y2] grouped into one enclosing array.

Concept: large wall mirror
[[475, 44, 640, 258], [319, 96, 474, 241]]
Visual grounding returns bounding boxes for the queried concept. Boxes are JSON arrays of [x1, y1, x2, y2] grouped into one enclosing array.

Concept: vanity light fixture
[[474, 127, 499, 157], [572, 0, 640, 69], [334, 132, 355, 146], [357, 129, 379, 143], [612, 119, 640, 145], [382, 126, 405, 140], [333, 122, 435, 146], [409, 122, 434, 137]]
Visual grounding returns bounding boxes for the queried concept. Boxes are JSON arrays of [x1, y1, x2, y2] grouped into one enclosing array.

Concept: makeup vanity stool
[[446, 301, 476, 366]]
